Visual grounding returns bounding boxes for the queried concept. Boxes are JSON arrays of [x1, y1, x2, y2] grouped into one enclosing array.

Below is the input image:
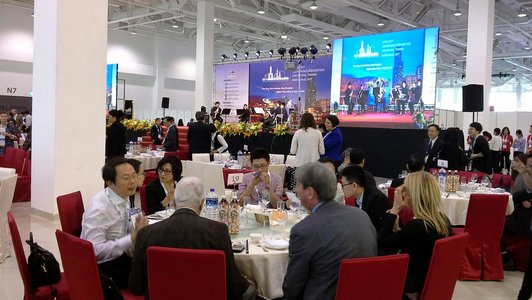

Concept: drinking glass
[[481, 176, 490, 189], [240, 196, 250, 229], [469, 174, 477, 184]]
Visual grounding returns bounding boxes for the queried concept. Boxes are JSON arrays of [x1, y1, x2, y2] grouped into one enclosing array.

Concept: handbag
[[25, 232, 61, 290]]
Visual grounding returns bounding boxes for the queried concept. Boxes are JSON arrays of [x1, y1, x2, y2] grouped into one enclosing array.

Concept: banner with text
[[215, 63, 250, 110]]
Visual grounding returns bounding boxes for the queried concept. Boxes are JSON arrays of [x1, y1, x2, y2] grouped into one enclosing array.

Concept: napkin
[[263, 239, 289, 250]]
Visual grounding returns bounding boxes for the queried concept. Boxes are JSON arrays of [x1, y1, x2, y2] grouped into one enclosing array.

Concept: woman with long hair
[[0, 112, 19, 156], [289, 112, 324, 167], [500, 126, 513, 172], [379, 171, 451, 300]]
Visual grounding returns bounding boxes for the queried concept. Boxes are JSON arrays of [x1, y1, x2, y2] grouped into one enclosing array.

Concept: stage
[[337, 110, 434, 129]]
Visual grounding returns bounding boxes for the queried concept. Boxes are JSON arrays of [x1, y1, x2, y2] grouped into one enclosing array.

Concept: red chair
[[491, 173, 513, 191], [164, 151, 179, 158], [7, 212, 70, 300], [177, 126, 189, 160], [147, 246, 226, 300], [419, 233, 470, 300], [55, 230, 142, 300], [143, 170, 158, 186], [502, 235, 530, 271], [56, 191, 84, 237], [453, 194, 509, 280], [387, 188, 414, 226], [139, 185, 148, 215], [335, 254, 409, 300]]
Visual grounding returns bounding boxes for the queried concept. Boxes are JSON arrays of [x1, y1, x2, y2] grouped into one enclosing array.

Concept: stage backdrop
[[214, 63, 250, 110], [248, 56, 332, 118]]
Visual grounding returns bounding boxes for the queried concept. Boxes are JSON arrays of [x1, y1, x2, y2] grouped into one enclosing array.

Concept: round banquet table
[[440, 191, 514, 226], [125, 152, 165, 170]]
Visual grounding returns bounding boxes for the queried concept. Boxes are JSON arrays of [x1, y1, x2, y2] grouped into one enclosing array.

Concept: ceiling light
[[377, 19, 385, 27], [309, 1, 318, 10], [130, 28, 136, 35], [268, 49, 274, 57], [221, 54, 227, 61], [495, 32, 502, 36], [213, 18, 217, 22], [281, 34, 288, 39], [517, 7, 527, 18], [322, 36, 329, 40], [325, 43, 332, 51], [258, 1, 266, 14], [256, 51, 261, 58], [244, 52, 249, 59], [453, 0, 462, 17], [31, 11, 34, 17], [244, 37, 250, 43], [233, 53, 237, 60], [525, 41, 531, 50]]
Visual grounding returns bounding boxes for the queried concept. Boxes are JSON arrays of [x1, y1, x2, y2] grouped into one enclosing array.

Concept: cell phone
[[254, 171, 261, 179]]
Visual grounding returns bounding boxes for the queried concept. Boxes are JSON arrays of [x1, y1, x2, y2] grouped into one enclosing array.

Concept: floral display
[[121, 118, 152, 132], [273, 123, 289, 136], [214, 121, 264, 137]]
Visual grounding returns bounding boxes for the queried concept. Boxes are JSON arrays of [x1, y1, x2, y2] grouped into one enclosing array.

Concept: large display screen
[[330, 27, 439, 129], [106, 64, 118, 111], [215, 63, 250, 110]]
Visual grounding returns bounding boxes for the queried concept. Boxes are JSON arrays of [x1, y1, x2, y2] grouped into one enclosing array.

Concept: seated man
[[80, 157, 148, 289], [283, 163, 377, 300], [391, 153, 425, 188], [129, 177, 254, 299], [349, 148, 377, 186], [238, 148, 283, 208], [340, 165, 391, 231]]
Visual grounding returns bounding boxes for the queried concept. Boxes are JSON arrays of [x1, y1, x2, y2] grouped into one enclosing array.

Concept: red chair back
[[420, 233, 470, 300], [140, 185, 148, 215], [387, 188, 395, 205], [55, 230, 104, 300], [7, 212, 32, 299], [147, 246, 226, 300], [164, 151, 179, 158], [335, 254, 409, 300], [56, 191, 85, 237], [143, 170, 158, 186], [2, 147, 16, 168], [464, 194, 508, 240], [387, 187, 414, 226]]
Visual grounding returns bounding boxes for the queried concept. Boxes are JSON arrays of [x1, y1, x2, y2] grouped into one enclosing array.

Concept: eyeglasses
[[252, 163, 268, 169], [341, 182, 355, 188], [158, 169, 173, 174], [119, 173, 138, 181]]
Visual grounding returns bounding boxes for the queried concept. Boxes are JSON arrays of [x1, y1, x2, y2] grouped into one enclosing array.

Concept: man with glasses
[[238, 148, 283, 208], [283, 163, 376, 300], [339, 165, 391, 231], [81, 157, 148, 288]]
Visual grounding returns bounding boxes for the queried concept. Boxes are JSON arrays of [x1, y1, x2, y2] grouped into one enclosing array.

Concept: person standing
[[526, 125, 532, 154], [513, 129, 526, 158], [150, 118, 163, 145], [322, 115, 343, 164], [187, 111, 212, 160], [468, 122, 492, 174], [0, 112, 19, 156], [424, 124, 443, 170], [491, 128, 503, 173], [344, 82, 353, 115], [210, 101, 223, 123], [163, 116, 179, 152], [290, 112, 325, 167], [501, 127, 513, 173], [105, 109, 127, 160], [282, 163, 377, 300], [239, 104, 251, 123]]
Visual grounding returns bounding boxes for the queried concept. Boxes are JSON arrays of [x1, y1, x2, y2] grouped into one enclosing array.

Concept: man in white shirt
[[81, 157, 148, 288], [491, 128, 503, 173]]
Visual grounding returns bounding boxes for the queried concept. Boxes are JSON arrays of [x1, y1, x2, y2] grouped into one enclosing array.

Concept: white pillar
[[462, 0, 495, 130], [195, 0, 215, 111], [32, 0, 107, 216]]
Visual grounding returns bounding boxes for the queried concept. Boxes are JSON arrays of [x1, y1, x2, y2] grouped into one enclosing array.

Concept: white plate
[[263, 239, 289, 250]]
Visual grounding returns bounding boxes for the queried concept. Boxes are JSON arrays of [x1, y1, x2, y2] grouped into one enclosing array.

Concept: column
[[462, 0, 495, 130], [195, 0, 215, 112], [32, 0, 107, 216]]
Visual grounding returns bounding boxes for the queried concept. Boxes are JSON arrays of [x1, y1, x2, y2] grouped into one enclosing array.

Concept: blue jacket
[[322, 127, 343, 162]]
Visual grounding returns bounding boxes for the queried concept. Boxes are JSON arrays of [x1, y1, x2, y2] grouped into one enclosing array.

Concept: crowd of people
[[0, 108, 32, 155]]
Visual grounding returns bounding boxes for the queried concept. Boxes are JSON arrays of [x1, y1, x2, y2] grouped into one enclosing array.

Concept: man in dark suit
[[391, 153, 425, 188], [187, 111, 212, 160], [349, 148, 377, 186], [105, 109, 127, 160], [163, 116, 178, 152], [425, 124, 443, 170], [129, 177, 254, 299], [283, 163, 377, 300], [468, 122, 492, 174], [150, 118, 163, 145], [340, 165, 391, 231]]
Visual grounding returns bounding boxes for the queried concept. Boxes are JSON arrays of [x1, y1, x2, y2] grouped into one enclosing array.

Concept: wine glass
[[481, 176, 490, 189], [469, 174, 477, 184]]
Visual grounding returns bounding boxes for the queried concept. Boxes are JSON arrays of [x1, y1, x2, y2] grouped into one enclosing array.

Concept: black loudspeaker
[[462, 84, 484, 112], [161, 97, 169, 108]]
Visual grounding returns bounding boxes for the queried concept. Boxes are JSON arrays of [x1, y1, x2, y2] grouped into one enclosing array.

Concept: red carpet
[[338, 111, 433, 129]]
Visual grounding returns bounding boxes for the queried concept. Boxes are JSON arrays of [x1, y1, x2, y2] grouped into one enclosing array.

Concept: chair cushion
[[33, 273, 70, 300]]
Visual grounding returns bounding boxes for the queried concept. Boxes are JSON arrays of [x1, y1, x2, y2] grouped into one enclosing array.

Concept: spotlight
[[300, 47, 308, 56], [244, 52, 249, 59], [517, 7, 527, 18], [233, 53, 238, 60], [322, 36, 329, 40], [130, 28, 136, 35], [258, 0, 266, 14], [289, 47, 297, 56], [221, 54, 227, 61], [309, 45, 318, 58], [377, 19, 385, 27], [453, 0, 462, 17], [309, 0, 318, 10], [325, 43, 332, 51], [525, 41, 531, 50], [269, 49, 274, 57], [278, 47, 286, 58], [281, 34, 288, 39], [256, 50, 261, 58], [244, 37, 250, 43], [495, 32, 502, 36]]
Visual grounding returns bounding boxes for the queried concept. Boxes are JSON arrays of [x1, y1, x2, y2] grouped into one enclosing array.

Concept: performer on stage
[[210, 101, 223, 123], [357, 85, 367, 115], [344, 82, 354, 115]]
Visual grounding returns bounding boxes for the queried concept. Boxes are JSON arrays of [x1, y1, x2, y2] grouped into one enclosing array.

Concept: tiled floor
[[0, 202, 524, 299]]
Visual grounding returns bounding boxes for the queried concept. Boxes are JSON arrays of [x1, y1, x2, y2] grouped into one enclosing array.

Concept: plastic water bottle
[[128, 141, 134, 153], [205, 188, 219, 221], [237, 150, 243, 166], [438, 168, 447, 191]]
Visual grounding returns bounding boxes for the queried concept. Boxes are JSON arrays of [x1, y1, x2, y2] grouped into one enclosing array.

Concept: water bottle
[[128, 141, 134, 153], [237, 150, 243, 166], [438, 168, 447, 191], [205, 188, 219, 221]]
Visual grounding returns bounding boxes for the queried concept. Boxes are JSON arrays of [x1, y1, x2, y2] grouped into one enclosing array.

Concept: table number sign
[[228, 173, 244, 185]]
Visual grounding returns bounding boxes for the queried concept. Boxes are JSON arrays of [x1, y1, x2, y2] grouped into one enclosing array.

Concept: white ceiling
[[3, 0, 532, 87]]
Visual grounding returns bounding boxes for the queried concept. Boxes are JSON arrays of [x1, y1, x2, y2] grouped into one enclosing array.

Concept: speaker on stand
[[462, 84, 484, 122], [162, 97, 169, 116]]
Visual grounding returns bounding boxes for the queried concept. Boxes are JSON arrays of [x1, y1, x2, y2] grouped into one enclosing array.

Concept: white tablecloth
[[125, 153, 164, 170], [440, 192, 514, 226]]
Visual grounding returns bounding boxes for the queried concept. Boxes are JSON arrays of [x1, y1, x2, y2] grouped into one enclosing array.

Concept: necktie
[[428, 140, 433, 154]]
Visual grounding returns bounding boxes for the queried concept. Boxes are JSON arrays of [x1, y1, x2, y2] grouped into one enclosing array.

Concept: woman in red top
[[500, 126, 513, 172]]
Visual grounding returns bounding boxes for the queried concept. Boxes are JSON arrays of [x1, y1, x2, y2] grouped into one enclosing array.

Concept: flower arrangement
[[273, 123, 289, 136], [121, 118, 152, 132], [214, 121, 265, 137]]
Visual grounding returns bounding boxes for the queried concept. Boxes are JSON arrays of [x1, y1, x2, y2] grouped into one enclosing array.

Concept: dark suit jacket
[[129, 209, 249, 299], [105, 121, 126, 158], [145, 179, 168, 215], [163, 124, 178, 152], [379, 213, 451, 294], [424, 137, 443, 170], [438, 143, 468, 171], [360, 185, 392, 231], [364, 170, 377, 187], [187, 121, 212, 159], [390, 177, 405, 188], [150, 125, 162, 145], [283, 201, 377, 300], [470, 135, 492, 174], [507, 189, 532, 237]]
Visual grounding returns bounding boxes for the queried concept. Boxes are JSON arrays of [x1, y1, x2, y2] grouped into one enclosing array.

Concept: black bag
[[25, 232, 61, 290], [100, 273, 125, 300]]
